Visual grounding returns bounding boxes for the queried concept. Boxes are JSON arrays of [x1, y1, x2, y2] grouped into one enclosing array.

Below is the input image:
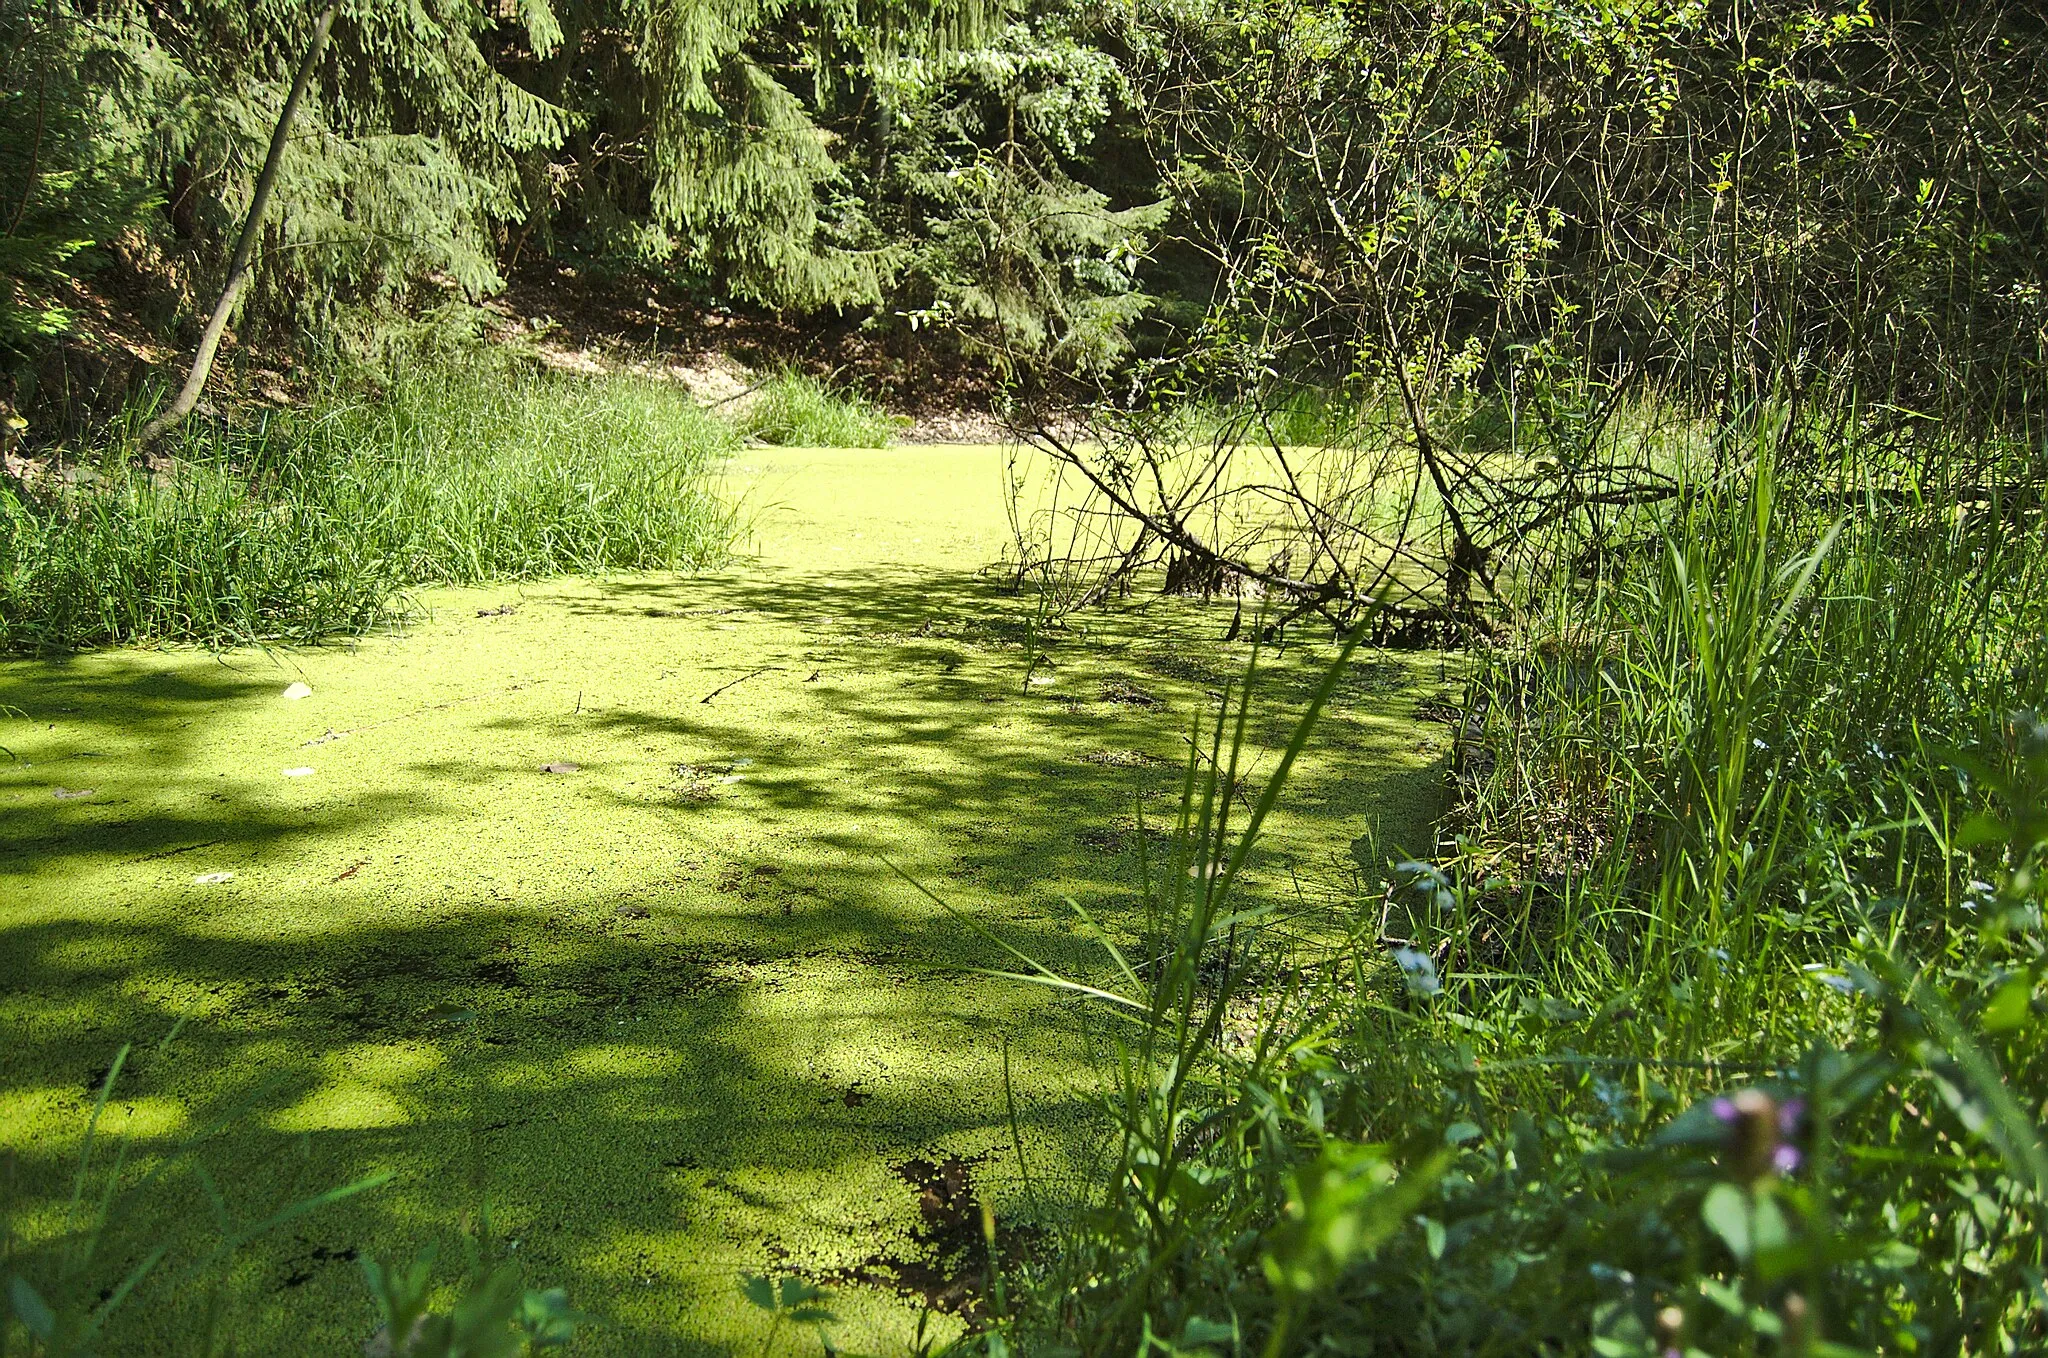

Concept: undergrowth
[[0, 365, 739, 652], [981, 432, 2048, 1356]]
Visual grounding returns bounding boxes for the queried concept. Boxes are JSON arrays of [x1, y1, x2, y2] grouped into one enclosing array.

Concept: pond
[[0, 444, 1447, 1354]]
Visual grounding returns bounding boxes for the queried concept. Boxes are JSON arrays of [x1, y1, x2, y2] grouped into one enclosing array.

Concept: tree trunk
[[139, 0, 338, 446]]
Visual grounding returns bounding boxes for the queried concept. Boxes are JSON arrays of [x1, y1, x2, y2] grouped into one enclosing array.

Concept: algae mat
[[0, 445, 1449, 1354]]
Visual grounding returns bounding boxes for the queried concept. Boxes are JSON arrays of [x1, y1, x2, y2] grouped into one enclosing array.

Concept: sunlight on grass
[[736, 372, 899, 448], [0, 364, 740, 652]]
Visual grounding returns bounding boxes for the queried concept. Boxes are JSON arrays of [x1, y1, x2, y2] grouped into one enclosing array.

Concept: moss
[[0, 445, 1449, 1353]]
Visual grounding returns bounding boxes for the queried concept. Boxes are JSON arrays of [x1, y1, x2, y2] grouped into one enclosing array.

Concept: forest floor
[[0, 444, 1451, 1354]]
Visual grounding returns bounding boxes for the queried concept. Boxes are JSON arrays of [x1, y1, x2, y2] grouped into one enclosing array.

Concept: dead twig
[[699, 666, 785, 705]]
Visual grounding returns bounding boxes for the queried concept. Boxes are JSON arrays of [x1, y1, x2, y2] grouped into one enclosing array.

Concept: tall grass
[[994, 431, 2048, 1356], [735, 373, 898, 448], [0, 365, 739, 651], [1148, 387, 1372, 448]]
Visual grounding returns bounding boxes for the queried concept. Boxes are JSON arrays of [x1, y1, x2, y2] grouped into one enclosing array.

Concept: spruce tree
[[517, 0, 1003, 308]]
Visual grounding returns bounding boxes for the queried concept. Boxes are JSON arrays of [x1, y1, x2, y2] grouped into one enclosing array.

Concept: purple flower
[[1714, 1088, 1802, 1182]]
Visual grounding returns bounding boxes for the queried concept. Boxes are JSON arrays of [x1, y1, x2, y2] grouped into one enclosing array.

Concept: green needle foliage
[[0, 0, 173, 350], [3, 0, 1173, 403]]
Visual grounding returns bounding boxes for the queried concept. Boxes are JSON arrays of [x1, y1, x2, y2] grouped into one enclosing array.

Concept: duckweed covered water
[[0, 445, 1448, 1353]]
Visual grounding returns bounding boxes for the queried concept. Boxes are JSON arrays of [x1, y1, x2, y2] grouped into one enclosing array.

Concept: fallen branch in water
[[699, 667, 785, 705]]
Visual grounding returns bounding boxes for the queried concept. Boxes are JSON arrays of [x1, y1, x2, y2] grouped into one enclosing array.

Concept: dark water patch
[[277, 1242, 359, 1291], [1098, 679, 1162, 708], [821, 1153, 1038, 1320]]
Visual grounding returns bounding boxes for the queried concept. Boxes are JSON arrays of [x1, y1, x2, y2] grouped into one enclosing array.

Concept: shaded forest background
[[4, 0, 2045, 441]]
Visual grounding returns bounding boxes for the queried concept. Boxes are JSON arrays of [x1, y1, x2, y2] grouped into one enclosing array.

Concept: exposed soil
[[489, 260, 1012, 439]]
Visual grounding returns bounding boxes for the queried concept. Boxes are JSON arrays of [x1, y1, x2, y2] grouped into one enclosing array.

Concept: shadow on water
[[2, 906, 1106, 1354], [0, 555, 1451, 1353]]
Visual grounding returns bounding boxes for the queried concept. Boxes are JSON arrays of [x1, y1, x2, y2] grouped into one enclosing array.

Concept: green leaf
[[1590, 1297, 1650, 1353], [1955, 811, 2009, 849], [1654, 1096, 1736, 1149], [739, 1273, 776, 1311], [1419, 1215, 1447, 1260], [9, 1276, 56, 1340], [1182, 1317, 1237, 1344], [1698, 1277, 1747, 1316], [1701, 1182, 1752, 1262], [1981, 976, 2032, 1033], [517, 1287, 587, 1348], [1750, 1192, 1791, 1257], [1261, 1143, 1451, 1298]]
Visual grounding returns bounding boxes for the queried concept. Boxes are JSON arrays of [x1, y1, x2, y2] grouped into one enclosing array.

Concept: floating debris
[[282, 682, 313, 701], [193, 871, 236, 885], [1077, 748, 1170, 768], [1099, 679, 1163, 708], [671, 761, 745, 802]]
